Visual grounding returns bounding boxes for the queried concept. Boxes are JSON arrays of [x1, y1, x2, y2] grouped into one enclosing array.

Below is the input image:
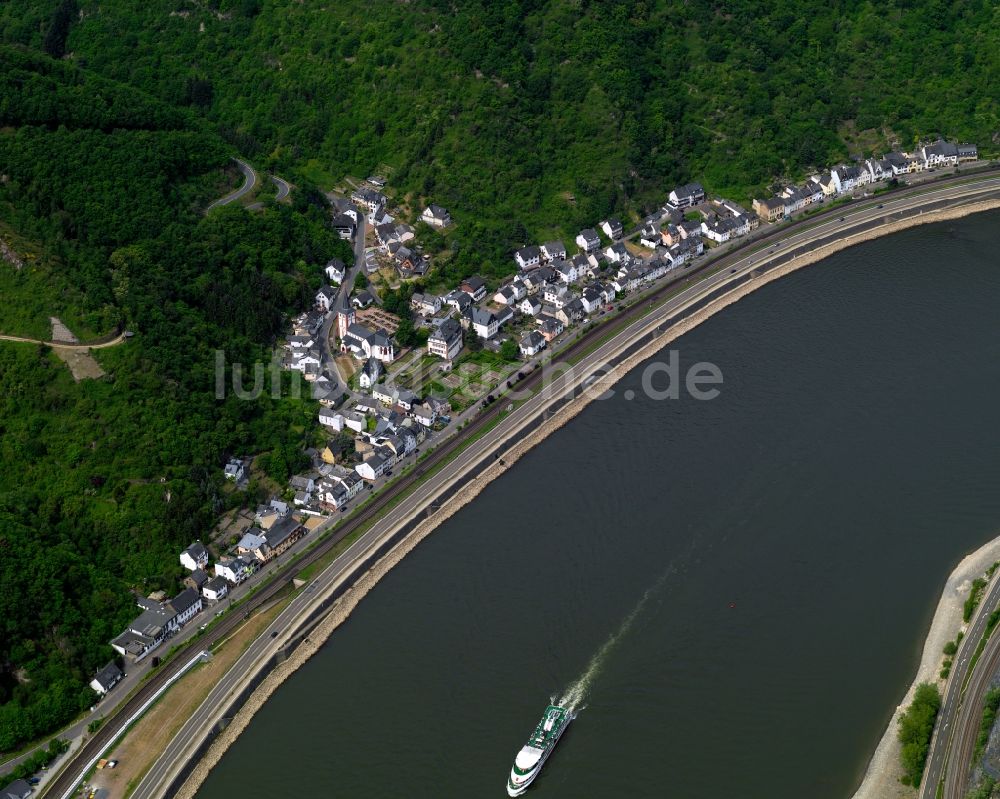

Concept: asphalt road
[[316, 206, 367, 400], [206, 158, 258, 210], [39, 169, 1000, 799], [271, 175, 291, 202], [921, 567, 1000, 798]]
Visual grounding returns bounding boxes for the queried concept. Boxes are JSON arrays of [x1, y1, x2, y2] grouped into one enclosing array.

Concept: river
[[196, 210, 1000, 798]]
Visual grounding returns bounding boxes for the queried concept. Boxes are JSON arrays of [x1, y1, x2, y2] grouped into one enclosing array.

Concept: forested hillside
[[0, 46, 349, 751], [1, 0, 997, 284]]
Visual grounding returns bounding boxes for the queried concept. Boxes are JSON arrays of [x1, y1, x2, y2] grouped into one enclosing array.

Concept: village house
[[428, 317, 464, 360], [352, 290, 375, 309], [600, 218, 624, 240], [412, 292, 443, 316], [811, 172, 837, 196], [332, 198, 360, 221], [552, 259, 579, 284], [315, 285, 338, 312], [753, 197, 785, 223], [576, 228, 601, 252], [375, 222, 415, 252], [110, 589, 204, 661], [179, 542, 209, 572], [493, 284, 519, 306], [444, 289, 472, 314], [639, 227, 661, 249], [421, 204, 452, 228], [350, 186, 386, 216], [958, 143, 978, 161], [325, 258, 346, 284], [540, 241, 567, 261], [780, 186, 809, 216], [579, 286, 602, 314], [202, 576, 229, 602], [518, 296, 542, 316], [460, 276, 487, 301], [4, 781, 32, 799], [184, 568, 209, 592], [287, 333, 315, 350], [555, 299, 586, 326], [411, 402, 436, 427], [572, 252, 600, 278], [373, 383, 417, 411], [804, 183, 825, 205], [468, 306, 499, 339], [921, 139, 959, 168], [89, 661, 124, 696], [514, 245, 542, 270], [290, 474, 315, 496], [605, 242, 630, 264], [215, 554, 258, 585], [542, 284, 574, 309], [223, 456, 244, 481], [537, 315, 564, 342], [319, 407, 342, 429], [359, 356, 382, 389], [356, 446, 394, 481], [668, 182, 706, 209], [832, 165, 864, 194], [519, 330, 546, 357], [331, 214, 356, 240]]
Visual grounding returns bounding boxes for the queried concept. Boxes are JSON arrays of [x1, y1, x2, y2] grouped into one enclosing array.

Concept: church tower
[[336, 291, 355, 339]]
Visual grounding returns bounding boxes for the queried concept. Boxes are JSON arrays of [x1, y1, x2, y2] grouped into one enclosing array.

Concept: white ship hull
[[506, 713, 571, 796]]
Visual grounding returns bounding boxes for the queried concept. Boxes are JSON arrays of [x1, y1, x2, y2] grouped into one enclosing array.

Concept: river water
[[197, 211, 1000, 799]]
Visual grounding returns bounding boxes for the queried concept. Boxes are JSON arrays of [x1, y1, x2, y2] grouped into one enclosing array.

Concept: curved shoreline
[[848, 537, 1000, 799], [172, 199, 1000, 799]]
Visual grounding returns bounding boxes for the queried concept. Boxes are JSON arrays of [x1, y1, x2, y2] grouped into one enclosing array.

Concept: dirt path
[[0, 330, 126, 349]]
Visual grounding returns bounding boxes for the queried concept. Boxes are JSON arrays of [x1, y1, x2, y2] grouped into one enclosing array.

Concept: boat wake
[[558, 565, 676, 711]]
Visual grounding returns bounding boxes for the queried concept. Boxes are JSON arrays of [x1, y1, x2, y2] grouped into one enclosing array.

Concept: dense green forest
[[0, 45, 350, 751], [0, 0, 997, 754], [1, 0, 996, 285]]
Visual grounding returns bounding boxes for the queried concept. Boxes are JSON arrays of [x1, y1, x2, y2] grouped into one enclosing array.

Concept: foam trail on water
[[559, 564, 677, 710]]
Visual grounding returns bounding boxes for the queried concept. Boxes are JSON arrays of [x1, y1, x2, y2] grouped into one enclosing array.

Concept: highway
[[39, 169, 1000, 799], [206, 158, 258, 210], [921, 566, 1000, 799]]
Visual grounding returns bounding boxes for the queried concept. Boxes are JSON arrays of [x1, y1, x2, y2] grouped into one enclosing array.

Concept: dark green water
[[197, 211, 1000, 799]]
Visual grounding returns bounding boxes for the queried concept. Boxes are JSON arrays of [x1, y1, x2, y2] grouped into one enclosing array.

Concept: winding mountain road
[[207, 158, 259, 210], [271, 175, 291, 201]]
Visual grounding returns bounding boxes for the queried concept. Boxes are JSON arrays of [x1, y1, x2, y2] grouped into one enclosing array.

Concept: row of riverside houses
[[451, 139, 977, 366], [753, 139, 979, 222], [295, 138, 984, 527], [285, 135, 986, 579], [106, 512, 309, 671]]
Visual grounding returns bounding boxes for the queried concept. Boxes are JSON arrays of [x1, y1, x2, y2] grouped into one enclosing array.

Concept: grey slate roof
[[93, 660, 123, 691], [169, 587, 201, 615]]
